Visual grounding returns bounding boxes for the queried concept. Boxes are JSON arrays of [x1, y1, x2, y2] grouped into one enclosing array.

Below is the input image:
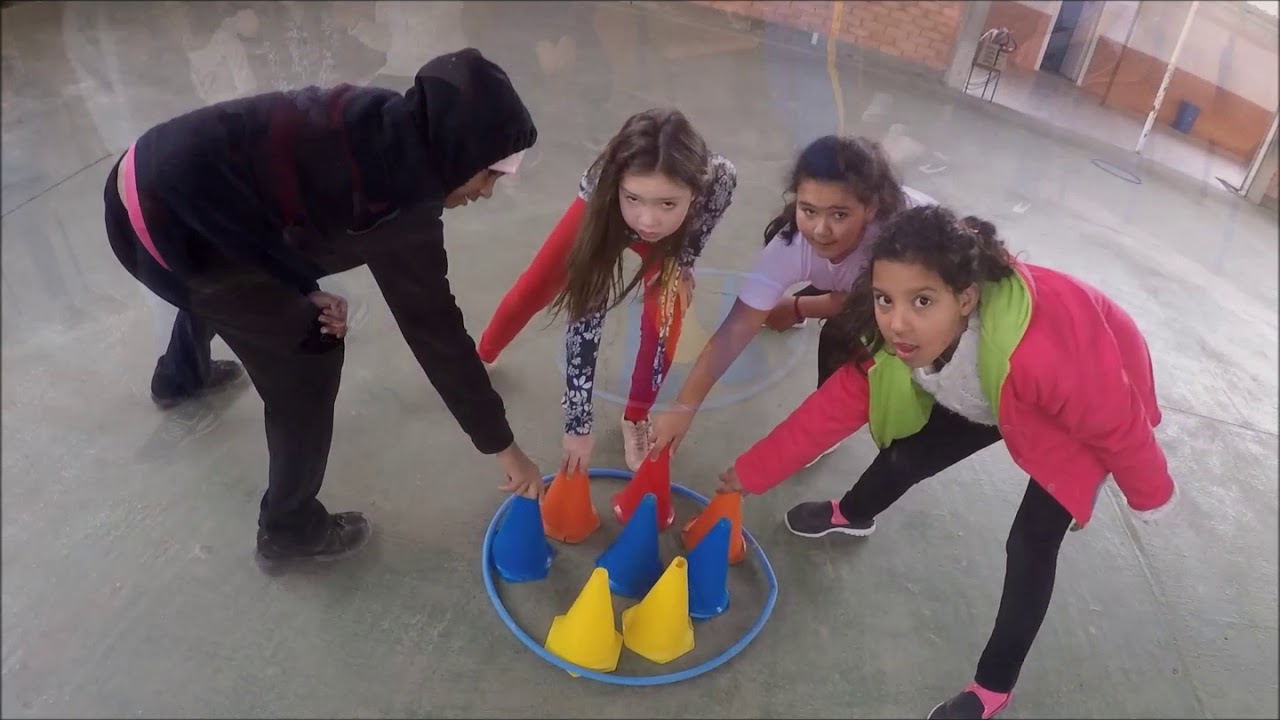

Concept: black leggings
[[839, 404, 1073, 693], [792, 284, 845, 389]]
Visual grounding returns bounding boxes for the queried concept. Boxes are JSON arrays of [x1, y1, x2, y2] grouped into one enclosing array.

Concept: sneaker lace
[[625, 420, 650, 449]]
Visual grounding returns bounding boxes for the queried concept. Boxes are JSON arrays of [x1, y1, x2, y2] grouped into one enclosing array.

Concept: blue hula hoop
[[481, 468, 779, 686]]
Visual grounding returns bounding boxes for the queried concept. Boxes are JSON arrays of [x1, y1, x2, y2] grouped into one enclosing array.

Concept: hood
[[341, 49, 537, 212], [405, 48, 538, 194]]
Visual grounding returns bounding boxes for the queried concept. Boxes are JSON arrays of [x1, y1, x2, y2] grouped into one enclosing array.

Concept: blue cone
[[492, 496, 555, 583], [687, 517, 731, 620], [594, 493, 662, 599]]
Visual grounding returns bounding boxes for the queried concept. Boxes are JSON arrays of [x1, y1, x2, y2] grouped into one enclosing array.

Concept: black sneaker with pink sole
[[784, 500, 876, 538], [927, 684, 1011, 719]]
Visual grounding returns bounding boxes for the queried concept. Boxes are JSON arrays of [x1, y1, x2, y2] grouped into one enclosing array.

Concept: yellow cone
[[620, 557, 695, 664], [544, 567, 622, 676]]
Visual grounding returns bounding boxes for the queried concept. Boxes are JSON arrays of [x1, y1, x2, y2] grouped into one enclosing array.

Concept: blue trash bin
[[1172, 100, 1200, 134]]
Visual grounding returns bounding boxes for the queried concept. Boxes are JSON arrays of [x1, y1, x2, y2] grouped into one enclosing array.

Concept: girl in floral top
[[477, 108, 736, 471]]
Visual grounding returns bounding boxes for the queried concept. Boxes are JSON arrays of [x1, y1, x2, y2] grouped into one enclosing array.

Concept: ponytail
[[959, 215, 1014, 284]]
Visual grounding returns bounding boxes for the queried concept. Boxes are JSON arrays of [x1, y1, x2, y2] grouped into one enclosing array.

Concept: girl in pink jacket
[[717, 205, 1178, 719]]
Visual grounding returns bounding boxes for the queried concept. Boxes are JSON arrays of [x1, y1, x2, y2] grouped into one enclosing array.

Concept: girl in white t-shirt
[[650, 135, 932, 459]]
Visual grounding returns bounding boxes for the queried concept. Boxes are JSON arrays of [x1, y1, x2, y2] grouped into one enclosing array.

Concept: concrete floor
[[3, 1, 1278, 717]]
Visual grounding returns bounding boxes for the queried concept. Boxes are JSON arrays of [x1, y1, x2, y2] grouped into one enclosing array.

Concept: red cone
[[611, 447, 675, 530]]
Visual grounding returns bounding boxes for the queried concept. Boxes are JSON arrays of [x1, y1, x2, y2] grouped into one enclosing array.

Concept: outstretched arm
[[364, 208, 514, 455], [648, 299, 769, 455], [678, 299, 769, 405], [733, 362, 871, 494], [651, 225, 811, 454], [561, 310, 605, 437]]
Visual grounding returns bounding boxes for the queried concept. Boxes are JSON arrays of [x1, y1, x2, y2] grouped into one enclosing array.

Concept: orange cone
[[681, 491, 746, 565], [611, 447, 675, 531], [541, 467, 600, 544]]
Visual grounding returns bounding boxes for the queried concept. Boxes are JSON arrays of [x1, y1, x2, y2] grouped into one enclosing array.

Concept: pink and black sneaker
[[927, 683, 1010, 719], [783, 500, 875, 538]]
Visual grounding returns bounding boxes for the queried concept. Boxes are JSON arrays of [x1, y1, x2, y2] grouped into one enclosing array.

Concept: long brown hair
[[549, 108, 710, 322]]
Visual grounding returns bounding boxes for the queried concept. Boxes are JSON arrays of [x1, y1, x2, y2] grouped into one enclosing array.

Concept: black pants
[[105, 160, 352, 546], [839, 404, 1073, 693], [789, 284, 844, 389]]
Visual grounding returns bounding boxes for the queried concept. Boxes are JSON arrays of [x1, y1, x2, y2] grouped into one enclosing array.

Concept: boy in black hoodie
[[104, 48, 543, 565]]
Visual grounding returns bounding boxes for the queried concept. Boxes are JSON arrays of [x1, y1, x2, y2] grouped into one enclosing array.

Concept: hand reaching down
[[561, 432, 594, 475], [716, 465, 745, 495], [496, 443, 546, 500]]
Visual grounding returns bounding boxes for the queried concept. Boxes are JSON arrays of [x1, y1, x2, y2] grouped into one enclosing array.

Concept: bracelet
[[793, 295, 804, 323]]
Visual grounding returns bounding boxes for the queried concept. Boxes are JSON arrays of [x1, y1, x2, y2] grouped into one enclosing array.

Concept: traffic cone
[[681, 490, 746, 565], [541, 467, 600, 543], [620, 556, 695, 664], [544, 567, 623, 676], [594, 493, 662, 599], [686, 517, 731, 620], [491, 495, 555, 583], [612, 447, 675, 530]]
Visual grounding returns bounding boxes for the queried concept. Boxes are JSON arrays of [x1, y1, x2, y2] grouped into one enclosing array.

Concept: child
[[649, 135, 933, 461], [476, 108, 737, 472], [715, 205, 1178, 719]]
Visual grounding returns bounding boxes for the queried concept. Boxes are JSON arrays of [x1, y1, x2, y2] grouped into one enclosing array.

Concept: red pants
[[477, 198, 684, 422]]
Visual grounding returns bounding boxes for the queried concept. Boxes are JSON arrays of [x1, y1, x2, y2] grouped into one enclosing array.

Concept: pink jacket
[[735, 262, 1174, 527]]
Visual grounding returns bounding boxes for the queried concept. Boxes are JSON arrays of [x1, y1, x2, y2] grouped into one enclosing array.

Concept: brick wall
[[692, 1, 963, 71]]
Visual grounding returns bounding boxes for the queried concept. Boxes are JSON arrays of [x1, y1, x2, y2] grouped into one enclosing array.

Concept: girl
[[476, 108, 737, 472], [649, 135, 933, 461], [715, 206, 1178, 719]]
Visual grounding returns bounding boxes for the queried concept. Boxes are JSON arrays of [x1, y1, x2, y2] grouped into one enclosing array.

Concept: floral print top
[[561, 154, 738, 435]]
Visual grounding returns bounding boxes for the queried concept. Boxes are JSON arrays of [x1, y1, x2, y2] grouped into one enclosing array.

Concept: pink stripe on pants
[[118, 143, 170, 271]]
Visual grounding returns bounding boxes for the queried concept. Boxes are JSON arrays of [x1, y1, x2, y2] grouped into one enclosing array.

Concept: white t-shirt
[[737, 186, 935, 311]]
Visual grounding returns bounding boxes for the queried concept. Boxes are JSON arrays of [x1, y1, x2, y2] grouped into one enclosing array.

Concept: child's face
[[871, 259, 977, 369], [794, 179, 875, 262], [619, 171, 694, 243]]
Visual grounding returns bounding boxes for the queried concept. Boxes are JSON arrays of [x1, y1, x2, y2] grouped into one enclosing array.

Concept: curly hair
[[824, 205, 1016, 371]]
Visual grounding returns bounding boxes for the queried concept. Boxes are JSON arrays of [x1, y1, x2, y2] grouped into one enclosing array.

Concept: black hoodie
[[131, 48, 537, 455]]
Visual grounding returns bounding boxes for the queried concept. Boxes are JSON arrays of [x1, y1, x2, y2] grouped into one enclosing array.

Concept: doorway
[[1041, 0, 1104, 82]]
